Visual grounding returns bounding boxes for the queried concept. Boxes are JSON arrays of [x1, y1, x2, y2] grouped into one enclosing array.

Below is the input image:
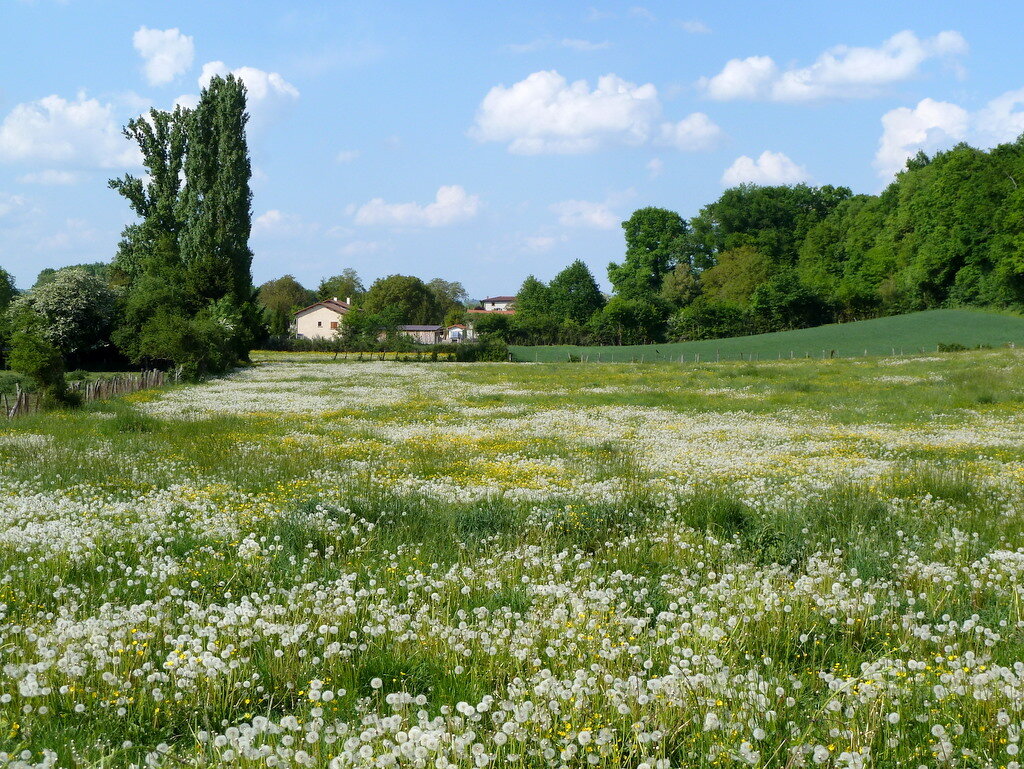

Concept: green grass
[[511, 308, 1024, 362], [2, 350, 1024, 766]]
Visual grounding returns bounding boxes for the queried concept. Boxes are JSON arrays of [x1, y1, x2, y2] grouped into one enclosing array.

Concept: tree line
[[484, 136, 1024, 346], [4, 119, 1024, 396]]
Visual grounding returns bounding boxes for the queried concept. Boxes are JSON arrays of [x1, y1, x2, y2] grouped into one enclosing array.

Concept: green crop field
[[511, 308, 1024, 362], [2, 350, 1024, 766]]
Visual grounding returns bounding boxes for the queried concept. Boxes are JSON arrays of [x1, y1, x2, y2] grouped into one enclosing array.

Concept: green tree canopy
[[427, 278, 469, 319], [0, 267, 15, 313], [688, 184, 852, 269], [608, 207, 689, 301], [590, 296, 669, 345], [699, 245, 773, 305], [318, 269, 365, 303], [513, 276, 551, 319], [362, 274, 440, 325], [258, 275, 316, 335], [8, 330, 72, 407], [547, 260, 605, 323], [659, 262, 701, 308]]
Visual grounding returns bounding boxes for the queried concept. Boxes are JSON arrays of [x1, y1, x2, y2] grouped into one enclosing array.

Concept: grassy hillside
[[511, 308, 1024, 362]]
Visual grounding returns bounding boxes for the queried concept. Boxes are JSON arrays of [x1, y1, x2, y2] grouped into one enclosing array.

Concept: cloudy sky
[[3, 0, 1024, 297]]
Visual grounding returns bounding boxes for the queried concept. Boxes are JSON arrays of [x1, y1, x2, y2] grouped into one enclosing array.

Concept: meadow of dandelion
[[1, 349, 1024, 768]]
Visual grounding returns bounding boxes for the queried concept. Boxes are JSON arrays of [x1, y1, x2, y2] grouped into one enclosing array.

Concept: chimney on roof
[[332, 297, 338, 302], [346, 296, 351, 304]]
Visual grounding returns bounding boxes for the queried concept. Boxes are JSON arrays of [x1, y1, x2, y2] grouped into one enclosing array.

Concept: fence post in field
[[696, 352, 700, 363], [716, 349, 720, 362]]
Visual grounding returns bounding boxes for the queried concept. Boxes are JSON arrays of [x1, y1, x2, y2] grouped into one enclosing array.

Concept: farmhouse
[[480, 295, 516, 312], [294, 298, 351, 339]]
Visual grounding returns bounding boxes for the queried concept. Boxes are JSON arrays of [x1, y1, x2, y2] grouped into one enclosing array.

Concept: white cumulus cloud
[[17, 169, 79, 185], [336, 149, 360, 163], [701, 30, 967, 102], [722, 151, 809, 186], [874, 97, 969, 178], [252, 209, 318, 236], [506, 38, 611, 53], [339, 240, 388, 256], [549, 198, 619, 229], [0, 93, 140, 168], [0, 193, 29, 219], [678, 20, 711, 34], [197, 61, 299, 119], [975, 88, 1024, 147], [354, 185, 480, 227], [700, 56, 778, 101], [522, 234, 561, 252], [658, 112, 722, 150], [133, 27, 195, 85], [470, 70, 660, 154]]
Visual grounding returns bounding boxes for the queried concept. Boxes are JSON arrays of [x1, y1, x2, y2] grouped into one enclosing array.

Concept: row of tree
[[484, 136, 1024, 346], [6, 129, 1024, 384]]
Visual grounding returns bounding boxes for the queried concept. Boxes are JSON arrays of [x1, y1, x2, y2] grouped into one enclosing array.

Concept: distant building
[[480, 295, 516, 312], [395, 325, 444, 345], [445, 324, 468, 343], [461, 295, 516, 340], [294, 298, 351, 339]]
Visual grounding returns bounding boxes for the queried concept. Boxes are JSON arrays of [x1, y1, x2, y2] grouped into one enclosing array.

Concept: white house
[[294, 298, 351, 339], [445, 324, 468, 343], [480, 295, 516, 312]]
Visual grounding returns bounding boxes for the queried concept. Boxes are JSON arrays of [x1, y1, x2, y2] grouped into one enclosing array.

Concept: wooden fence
[[3, 369, 167, 420]]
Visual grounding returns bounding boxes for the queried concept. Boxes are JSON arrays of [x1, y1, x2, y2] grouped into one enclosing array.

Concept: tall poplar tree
[[110, 75, 261, 375], [109, 107, 188, 282], [179, 74, 254, 306]]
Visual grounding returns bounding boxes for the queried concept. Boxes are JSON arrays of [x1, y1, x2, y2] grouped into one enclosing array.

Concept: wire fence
[[3, 369, 167, 420]]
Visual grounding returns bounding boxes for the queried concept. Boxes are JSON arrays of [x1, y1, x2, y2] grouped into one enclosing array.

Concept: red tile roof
[[294, 299, 351, 316]]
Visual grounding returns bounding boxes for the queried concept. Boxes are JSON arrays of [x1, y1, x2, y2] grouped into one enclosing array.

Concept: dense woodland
[[490, 138, 1024, 346], [4, 103, 1024, 394]]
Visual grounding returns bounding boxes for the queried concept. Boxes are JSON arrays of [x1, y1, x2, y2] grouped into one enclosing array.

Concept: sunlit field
[[2, 350, 1024, 768]]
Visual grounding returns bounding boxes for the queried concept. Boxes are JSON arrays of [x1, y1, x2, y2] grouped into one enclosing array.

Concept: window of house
[[317, 321, 323, 327], [330, 322, 338, 329]]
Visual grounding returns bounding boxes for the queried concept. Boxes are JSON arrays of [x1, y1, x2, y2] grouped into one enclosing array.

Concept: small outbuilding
[[395, 325, 444, 345]]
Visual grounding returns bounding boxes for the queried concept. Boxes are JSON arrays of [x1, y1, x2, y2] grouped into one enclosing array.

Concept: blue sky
[[3, 0, 1024, 298]]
